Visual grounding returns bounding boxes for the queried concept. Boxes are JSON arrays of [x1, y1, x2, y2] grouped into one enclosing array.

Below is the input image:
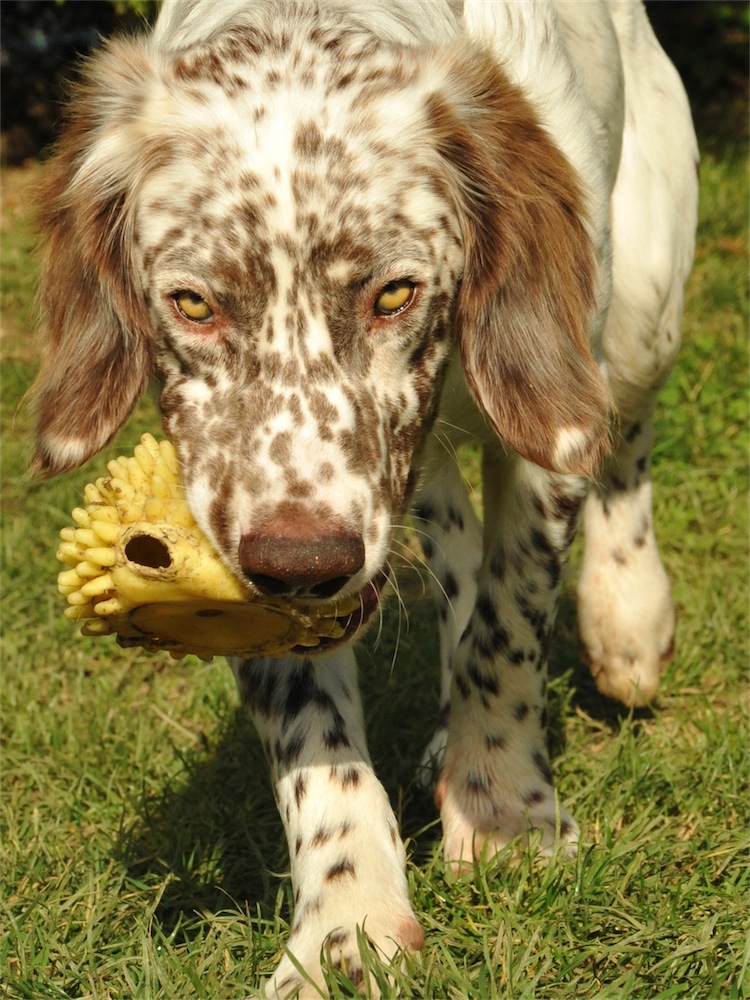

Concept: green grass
[[1, 134, 748, 1000]]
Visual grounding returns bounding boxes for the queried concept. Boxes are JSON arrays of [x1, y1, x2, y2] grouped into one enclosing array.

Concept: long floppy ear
[[428, 47, 612, 476], [30, 36, 165, 477]]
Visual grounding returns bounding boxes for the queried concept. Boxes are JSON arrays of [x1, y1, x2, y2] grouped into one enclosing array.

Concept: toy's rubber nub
[[56, 434, 361, 659]]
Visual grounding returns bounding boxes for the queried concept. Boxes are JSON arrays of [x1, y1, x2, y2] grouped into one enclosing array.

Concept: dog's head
[[32, 9, 610, 636]]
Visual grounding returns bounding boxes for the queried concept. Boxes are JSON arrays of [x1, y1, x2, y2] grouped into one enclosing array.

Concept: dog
[[31, 0, 698, 994]]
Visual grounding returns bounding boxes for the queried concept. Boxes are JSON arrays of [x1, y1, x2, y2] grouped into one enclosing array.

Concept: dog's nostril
[[246, 573, 298, 598]]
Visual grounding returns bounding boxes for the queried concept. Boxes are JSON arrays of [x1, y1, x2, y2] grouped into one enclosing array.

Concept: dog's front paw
[[265, 905, 423, 999], [435, 764, 578, 873], [578, 537, 674, 707]]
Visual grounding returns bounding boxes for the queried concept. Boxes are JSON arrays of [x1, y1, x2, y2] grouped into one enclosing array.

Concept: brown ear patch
[[30, 37, 166, 477], [429, 46, 612, 476]]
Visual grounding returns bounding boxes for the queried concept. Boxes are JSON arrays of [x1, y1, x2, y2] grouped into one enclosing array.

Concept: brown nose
[[239, 508, 365, 599]]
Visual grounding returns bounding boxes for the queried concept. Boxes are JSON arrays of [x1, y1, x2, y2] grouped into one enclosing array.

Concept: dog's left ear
[[428, 46, 612, 476]]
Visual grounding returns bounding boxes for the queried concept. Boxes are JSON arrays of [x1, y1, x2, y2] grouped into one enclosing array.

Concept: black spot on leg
[[532, 492, 547, 518], [298, 896, 322, 921], [311, 827, 332, 848], [473, 623, 510, 660], [533, 751, 553, 786], [530, 528, 555, 557], [413, 501, 435, 524], [625, 422, 642, 443], [242, 662, 279, 717], [513, 701, 529, 721], [340, 766, 360, 789], [295, 836, 302, 855], [490, 548, 506, 580], [549, 490, 582, 522], [347, 964, 364, 987], [447, 506, 465, 531], [326, 929, 350, 949], [485, 732, 507, 751], [325, 858, 356, 881], [283, 661, 316, 720], [466, 772, 490, 794], [529, 529, 562, 588], [517, 595, 549, 646], [611, 548, 628, 566], [324, 711, 351, 751], [455, 673, 471, 700], [294, 774, 307, 806], [467, 661, 500, 696], [443, 571, 458, 601], [476, 590, 497, 627], [280, 733, 305, 766], [523, 789, 546, 806]]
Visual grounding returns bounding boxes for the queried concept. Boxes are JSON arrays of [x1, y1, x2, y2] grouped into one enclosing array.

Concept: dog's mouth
[[291, 567, 390, 654]]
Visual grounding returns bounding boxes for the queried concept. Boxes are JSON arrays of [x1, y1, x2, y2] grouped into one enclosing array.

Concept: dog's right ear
[[30, 36, 166, 477], [425, 44, 612, 477]]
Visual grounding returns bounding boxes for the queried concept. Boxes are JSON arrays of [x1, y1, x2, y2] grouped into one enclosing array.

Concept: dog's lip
[[292, 567, 390, 654]]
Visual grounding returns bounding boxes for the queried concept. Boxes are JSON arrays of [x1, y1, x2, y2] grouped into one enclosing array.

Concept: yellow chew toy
[[56, 434, 360, 660]]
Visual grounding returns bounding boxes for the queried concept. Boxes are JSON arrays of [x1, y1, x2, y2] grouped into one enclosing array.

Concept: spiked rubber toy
[[56, 434, 361, 660]]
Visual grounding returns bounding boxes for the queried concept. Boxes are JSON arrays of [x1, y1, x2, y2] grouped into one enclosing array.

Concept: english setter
[[32, 0, 698, 994]]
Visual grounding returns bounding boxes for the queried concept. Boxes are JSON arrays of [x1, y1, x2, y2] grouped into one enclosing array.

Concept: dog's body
[[32, 0, 698, 994]]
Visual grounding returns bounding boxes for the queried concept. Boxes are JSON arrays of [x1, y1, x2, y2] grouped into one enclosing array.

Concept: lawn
[[2, 54, 748, 1000]]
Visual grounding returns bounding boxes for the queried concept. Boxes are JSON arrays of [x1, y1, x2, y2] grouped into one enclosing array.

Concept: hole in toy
[[196, 609, 223, 617], [125, 534, 172, 569]]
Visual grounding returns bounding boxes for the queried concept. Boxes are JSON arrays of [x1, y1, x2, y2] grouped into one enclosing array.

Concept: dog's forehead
[[138, 30, 445, 256]]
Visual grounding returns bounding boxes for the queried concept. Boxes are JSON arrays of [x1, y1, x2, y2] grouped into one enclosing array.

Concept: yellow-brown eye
[[174, 291, 213, 322], [374, 280, 416, 316]]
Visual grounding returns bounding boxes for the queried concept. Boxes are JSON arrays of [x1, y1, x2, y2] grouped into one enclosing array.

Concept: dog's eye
[[173, 291, 213, 322], [374, 280, 415, 316]]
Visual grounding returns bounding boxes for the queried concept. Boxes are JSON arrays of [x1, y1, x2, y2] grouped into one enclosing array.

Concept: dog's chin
[[292, 568, 391, 655]]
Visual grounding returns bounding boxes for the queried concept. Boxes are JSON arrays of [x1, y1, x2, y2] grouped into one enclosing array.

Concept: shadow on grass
[[114, 707, 285, 939], [112, 580, 649, 939]]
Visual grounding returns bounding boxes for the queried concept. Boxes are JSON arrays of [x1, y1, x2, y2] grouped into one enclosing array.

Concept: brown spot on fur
[[325, 858, 356, 882]]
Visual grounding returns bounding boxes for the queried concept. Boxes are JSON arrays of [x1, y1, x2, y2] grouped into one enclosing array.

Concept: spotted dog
[[31, 0, 698, 995]]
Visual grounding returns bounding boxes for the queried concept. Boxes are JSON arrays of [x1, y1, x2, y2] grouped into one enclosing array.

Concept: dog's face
[[32, 12, 611, 637], [135, 36, 464, 604]]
